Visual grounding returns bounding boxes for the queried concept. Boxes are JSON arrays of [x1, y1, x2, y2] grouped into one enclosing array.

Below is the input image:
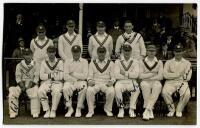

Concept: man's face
[[114, 21, 119, 27], [23, 54, 32, 64], [147, 49, 157, 58], [124, 23, 133, 33], [67, 25, 75, 33], [97, 26, 106, 34], [174, 51, 183, 60], [97, 52, 106, 61], [19, 40, 25, 47], [37, 31, 46, 39], [16, 14, 23, 23], [72, 52, 81, 61], [47, 52, 56, 62], [123, 50, 131, 59]]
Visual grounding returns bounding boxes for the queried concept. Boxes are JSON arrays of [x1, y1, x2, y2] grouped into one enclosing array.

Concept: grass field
[[3, 99, 196, 125]]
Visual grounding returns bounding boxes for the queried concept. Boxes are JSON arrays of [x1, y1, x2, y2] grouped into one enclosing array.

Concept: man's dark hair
[[124, 20, 132, 25]]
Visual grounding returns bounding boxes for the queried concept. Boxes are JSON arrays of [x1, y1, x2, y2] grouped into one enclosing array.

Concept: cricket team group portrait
[[2, 3, 197, 125]]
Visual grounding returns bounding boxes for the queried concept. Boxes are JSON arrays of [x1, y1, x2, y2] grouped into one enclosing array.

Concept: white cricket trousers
[[115, 80, 140, 109], [162, 81, 191, 112], [38, 80, 63, 111], [8, 85, 40, 116], [63, 81, 87, 109], [140, 81, 162, 110], [86, 82, 115, 112]]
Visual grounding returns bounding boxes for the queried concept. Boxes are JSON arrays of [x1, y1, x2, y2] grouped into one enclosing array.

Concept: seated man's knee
[[107, 87, 115, 95], [81, 85, 87, 92], [161, 87, 169, 97], [140, 81, 149, 87], [38, 88, 46, 97], [9, 87, 16, 93], [114, 83, 121, 92], [52, 88, 62, 95], [9, 87, 21, 98], [154, 81, 162, 89], [87, 86, 95, 94], [184, 89, 191, 99], [63, 85, 70, 93]]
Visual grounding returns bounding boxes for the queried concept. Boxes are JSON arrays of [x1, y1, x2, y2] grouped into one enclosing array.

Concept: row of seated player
[[8, 43, 192, 121]]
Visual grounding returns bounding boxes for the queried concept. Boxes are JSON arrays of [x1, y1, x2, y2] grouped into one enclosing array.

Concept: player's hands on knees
[[88, 80, 95, 87], [106, 80, 114, 87], [18, 81, 26, 92]]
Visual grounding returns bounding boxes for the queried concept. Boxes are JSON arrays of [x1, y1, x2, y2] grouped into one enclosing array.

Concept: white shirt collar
[[121, 57, 133, 62], [66, 32, 76, 37], [35, 36, 47, 41], [16, 21, 22, 25], [20, 47, 24, 50], [21, 60, 34, 69], [70, 57, 82, 62], [145, 57, 158, 63], [172, 57, 184, 62], [95, 32, 107, 37], [96, 58, 107, 63], [21, 60, 28, 69], [47, 57, 58, 64], [114, 26, 119, 29], [124, 31, 134, 36]]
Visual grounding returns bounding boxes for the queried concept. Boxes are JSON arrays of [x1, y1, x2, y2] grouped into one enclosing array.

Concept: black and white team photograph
[[1, 2, 198, 126]]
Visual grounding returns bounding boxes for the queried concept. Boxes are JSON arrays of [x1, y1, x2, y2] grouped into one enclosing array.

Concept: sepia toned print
[[2, 3, 197, 125]]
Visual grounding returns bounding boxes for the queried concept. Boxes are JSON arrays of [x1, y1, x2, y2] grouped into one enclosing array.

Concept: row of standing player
[[8, 41, 192, 120], [30, 20, 146, 65]]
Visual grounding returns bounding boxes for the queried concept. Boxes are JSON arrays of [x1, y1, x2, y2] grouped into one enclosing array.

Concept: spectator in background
[[173, 25, 187, 45], [139, 27, 149, 42], [108, 19, 123, 58], [12, 37, 26, 59], [183, 33, 197, 58], [156, 25, 167, 59], [52, 35, 60, 58], [150, 19, 161, 46], [87, 27, 93, 39], [6, 13, 29, 57]]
